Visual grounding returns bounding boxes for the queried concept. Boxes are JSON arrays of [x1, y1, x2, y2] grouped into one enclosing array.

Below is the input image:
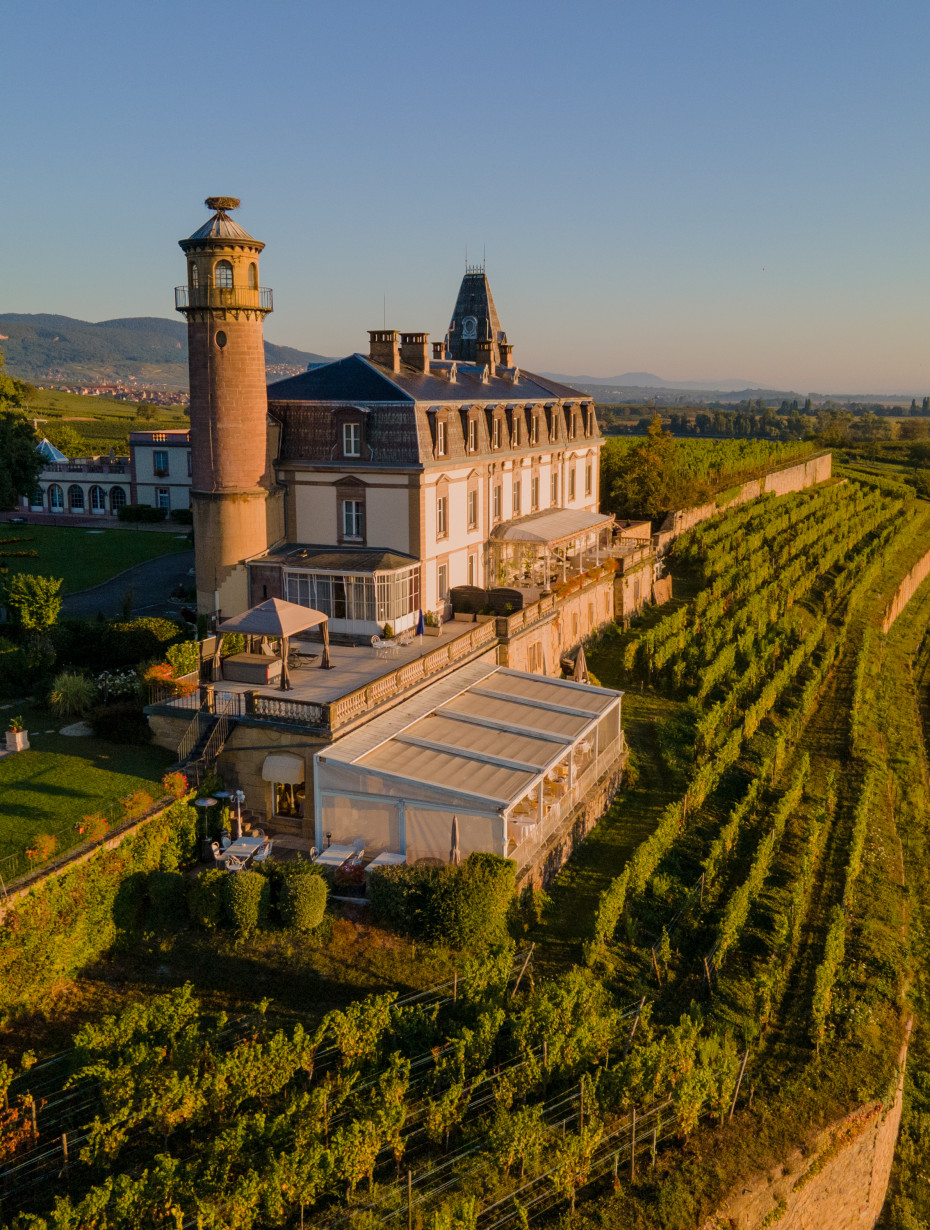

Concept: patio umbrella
[[416, 609, 425, 655], [573, 644, 589, 683], [449, 814, 461, 866]]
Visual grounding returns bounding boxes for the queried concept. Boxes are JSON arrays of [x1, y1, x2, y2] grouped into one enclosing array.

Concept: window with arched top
[[49, 485, 63, 512], [214, 260, 233, 289], [90, 485, 107, 513], [68, 485, 85, 511], [30, 488, 43, 510], [248, 262, 258, 289], [190, 263, 199, 288], [111, 486, 127, 510]]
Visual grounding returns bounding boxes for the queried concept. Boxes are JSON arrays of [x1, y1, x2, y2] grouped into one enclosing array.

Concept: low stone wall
[[655, 451, 833, 551], [516, 759, 626, 892], [882, 548, 930, 633], [706, 1030, 909, 1230]]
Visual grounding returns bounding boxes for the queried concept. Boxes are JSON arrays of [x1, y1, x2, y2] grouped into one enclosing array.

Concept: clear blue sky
[[3, 0, 928, 393]]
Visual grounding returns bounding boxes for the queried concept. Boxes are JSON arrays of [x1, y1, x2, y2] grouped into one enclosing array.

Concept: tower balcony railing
[[175, 285, 273, 312]]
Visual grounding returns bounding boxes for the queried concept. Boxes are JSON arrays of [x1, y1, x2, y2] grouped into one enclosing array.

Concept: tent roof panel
[[357, 741, 534, 805], [479, 671, 617, 714], [403, 713, 561, 770], [439, 691, 590, 738]]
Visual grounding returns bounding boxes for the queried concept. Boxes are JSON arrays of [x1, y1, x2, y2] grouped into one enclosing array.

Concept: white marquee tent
[[313, 663, 624, 866]]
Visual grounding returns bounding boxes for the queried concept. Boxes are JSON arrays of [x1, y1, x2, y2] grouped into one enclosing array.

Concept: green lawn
[[0, 702, 174, 864], [0, 524, 190, 593]]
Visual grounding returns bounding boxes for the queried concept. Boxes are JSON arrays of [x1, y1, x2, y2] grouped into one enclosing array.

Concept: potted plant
[[453, 601, 476, 623], [424, 611, 442, 636], [5, 715, 29, 753], [476, 605, 497, 624]]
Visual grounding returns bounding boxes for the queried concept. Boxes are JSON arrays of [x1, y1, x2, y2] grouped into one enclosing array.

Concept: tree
[[0, 351, 42, 509], [3, 574, 63, 635], [135, 403, 157, 422], [43, 422, 87, 459], [898, 419, 929, 441], [605, 415, 704, 520]]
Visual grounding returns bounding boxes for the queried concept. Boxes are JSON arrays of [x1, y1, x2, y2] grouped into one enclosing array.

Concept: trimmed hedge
[[90, 701, 152, 744], [0, 799, 199, 1015], [369, 852, 516, 948], [224, 870, 270, 938], [117, 504, 167, 523], [279, 868, 327, 931], [187, 869, 226, 929], [148, 870, 187, 929]]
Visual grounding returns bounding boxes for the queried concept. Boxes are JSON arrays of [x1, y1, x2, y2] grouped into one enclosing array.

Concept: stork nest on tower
[[205, 196, 240, 212]]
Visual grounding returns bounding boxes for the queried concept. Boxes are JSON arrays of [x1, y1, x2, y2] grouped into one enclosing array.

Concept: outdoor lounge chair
[[224, 854, 247, 872], [251, 842, 272, 865], [220, 832, 232, 850]]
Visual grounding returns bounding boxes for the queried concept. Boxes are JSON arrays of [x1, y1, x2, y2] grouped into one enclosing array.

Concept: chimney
[[499, 341, 514, 368], [476, 339, 496, 378], [399, 332, 430, 373], [368, 329, 400, 372], [432, 340, 446, 361]]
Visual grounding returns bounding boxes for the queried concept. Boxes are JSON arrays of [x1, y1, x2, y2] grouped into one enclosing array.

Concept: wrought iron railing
[[174, 285, 273, 312]]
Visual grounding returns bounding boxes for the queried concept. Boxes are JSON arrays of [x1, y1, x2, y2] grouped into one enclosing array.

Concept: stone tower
[[176, 197, 284, 617], [443, 265, 512, 367]]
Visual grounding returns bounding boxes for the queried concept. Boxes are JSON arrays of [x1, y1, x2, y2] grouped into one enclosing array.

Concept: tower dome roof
[[183, 197, 258, 244]]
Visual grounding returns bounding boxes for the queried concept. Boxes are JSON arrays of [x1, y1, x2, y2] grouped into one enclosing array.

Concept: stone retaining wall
[[882, 548, 930, 634]]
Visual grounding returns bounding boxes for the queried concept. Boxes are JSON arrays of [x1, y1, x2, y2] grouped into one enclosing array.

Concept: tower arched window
[[248, 262, 258, 290], [68, 485, 85, 511], [190, 263, 199, 289], [214, 260, 234, 289]]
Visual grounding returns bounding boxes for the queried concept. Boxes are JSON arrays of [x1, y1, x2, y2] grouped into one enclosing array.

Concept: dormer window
[[437, 420, 447, 456], [530, 415, 538, 446], [468, 419, 478, 452], [586, 406, 594, 436], [492, 418, 501, 449], [513, 417, 521, 447], [343, 423, 361, 457], [568, 410, 577, 440], [214, 260, 233, 289]]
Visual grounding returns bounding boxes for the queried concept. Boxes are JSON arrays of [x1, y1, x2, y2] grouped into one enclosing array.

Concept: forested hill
[[0, 314, 329, 388]]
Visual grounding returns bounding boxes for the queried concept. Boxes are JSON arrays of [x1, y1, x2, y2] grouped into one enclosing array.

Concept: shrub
[[0, 639, 30, 700], [3, 574, 63, 634], [187, 869, 227, 929], [147, 870, 186, 929], [90, 702, 152, 745], [224, 870, 270, 937], [122, 790, 154, 821], [77, 813, 109, 843], [279, 869, 327, 931], [170, 508, 193, 525], [49, 671, 96, 718], [117, 503, 167, 523], [162, 771, 188, 800], [370, 853, 516, 949], [25, 834, 58, 864], [109, 618, 184, 667], [158, 802, 198, 871], [165, 640, 199, 678]]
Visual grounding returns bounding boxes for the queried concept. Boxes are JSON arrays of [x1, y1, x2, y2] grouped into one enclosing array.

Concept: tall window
[[68, 485, 84, 511], [153, 450, 169, 476], [492, 484, 502, 521], [214, 260, 234, 289], [90, 485, 107, 513], [190, 263, 199, 288], [436, 420, 447, 456], [437, 563, 449, 600], [568, 411, 576, 440], [585, 462, 593, 496], [550, 472, 559, 505], [342, 500, 364, 539], [492, 418, 501, 449], [468, 419, 477, 452], [248, 262, 258, 289], [513, 479, 521, 515], [343, 423, 361, 457], [436, 495, 448, 537], [587, 406, 594, 435], [513, 417, 521, 447], [531, 475, 539, 510], [30, 488, 43, 511], [467, 554, 477, 586], [568, 466, 576, 501], [156, 488, 170, 510], [467, 488, 478, 529], [111, 486, 127, 510], [530, 415, 538, 445]]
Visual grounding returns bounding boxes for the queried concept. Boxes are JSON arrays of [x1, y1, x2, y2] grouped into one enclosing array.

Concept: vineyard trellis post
[[407, 1168, 412, 1230], [703, 956, 713, 995], [630, 1107, 636, 1181], [511, 945, 534, 997], [729, 1051, 750, 1123], [651, 948, 662, 987], [622, 997, 646, 1059], [60, 1132, 68, 1182]]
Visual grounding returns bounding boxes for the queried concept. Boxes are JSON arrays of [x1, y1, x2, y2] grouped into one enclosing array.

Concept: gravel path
[[62, 550, 195, 619]]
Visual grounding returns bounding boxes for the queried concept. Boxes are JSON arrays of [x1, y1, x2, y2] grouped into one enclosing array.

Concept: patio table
[[313, 843, 361, 868], [224, 836, 268, 861], [365, 851, 407, 871]]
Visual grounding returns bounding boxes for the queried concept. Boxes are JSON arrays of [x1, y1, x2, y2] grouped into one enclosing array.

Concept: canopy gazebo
[[216, 598, 331, 691], [488, 508, 615, 590]]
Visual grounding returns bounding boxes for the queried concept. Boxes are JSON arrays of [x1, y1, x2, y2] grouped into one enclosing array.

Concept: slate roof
[[446, 269, 505, 362], [255, 544, 419, 573], [185, 210, 258, 244], [267, 354, 587, 405]]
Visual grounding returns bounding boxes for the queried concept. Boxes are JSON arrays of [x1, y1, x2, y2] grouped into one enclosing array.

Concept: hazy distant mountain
[[541, 370, 766, 392], [0, 314, 329, 389]]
